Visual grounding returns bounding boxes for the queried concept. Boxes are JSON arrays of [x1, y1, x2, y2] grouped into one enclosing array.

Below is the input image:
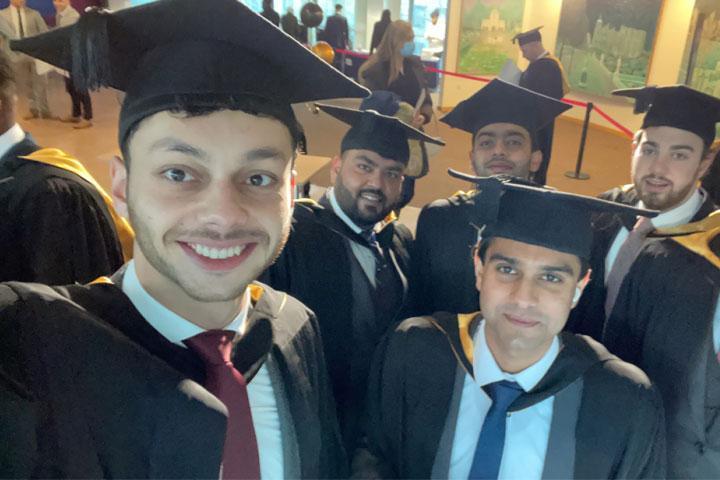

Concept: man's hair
[[474, 237, 590, 280], [0, 49, 16, 99], [120, 94, 303, 166], [633, 128, 711, 159]]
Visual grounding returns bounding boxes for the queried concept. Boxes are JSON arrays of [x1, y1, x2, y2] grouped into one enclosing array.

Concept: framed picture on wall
[[456, 0, 526, 76], [679, 0, 720, 99], [554, 0, 664, 98]]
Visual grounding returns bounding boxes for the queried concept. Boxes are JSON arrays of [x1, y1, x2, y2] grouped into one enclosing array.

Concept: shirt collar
[[0, 124, 25, 161], [639, 188, 704, 228], [537, 50, 550, 59], [327, 187, 365, 234], [472, 320, 560, 392], [121, 260, 251, 347]]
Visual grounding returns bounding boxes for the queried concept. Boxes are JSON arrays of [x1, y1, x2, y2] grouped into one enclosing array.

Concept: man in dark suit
[[262, 91, 444, 453], [355, 175, 665, 479], [411, 79, 570, 317], [325, 4, 349, 50], [0, 45, 129, 284], [568, 86, 718, 340], [513, 26, 569, 184], [0, 0, 368, 477]]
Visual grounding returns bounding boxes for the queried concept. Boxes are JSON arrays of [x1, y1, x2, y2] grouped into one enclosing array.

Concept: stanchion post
[[565, 101, 593, 180]]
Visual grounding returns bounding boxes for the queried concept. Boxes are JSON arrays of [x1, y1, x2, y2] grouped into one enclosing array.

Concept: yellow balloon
[[312, 41, 335, 64]]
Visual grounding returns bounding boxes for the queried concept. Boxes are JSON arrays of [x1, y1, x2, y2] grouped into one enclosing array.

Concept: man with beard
[[262, 91, 444, 453], [411, 79, 570, 316], [354, 174, 665, 479], [568, 85, 718, 340], [0, 0, 368, 478]]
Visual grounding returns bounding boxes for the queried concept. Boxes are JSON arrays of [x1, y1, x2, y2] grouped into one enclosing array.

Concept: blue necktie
[[468, 380, 524, 480]]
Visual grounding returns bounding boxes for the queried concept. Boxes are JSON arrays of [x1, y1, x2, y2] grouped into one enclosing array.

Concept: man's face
[[331, 149, 405, 228], [116, 109, 294, 304], [470, 123, 541, 178], [631, 126, 712, 211], [475, 237, 588, 367], [53, 0, 69, 12], [431, 14, 439, 25], [10, 0, 25, 8]]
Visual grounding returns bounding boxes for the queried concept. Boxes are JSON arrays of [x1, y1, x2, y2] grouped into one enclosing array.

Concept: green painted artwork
[[680, 0, 720, 99], [456, 0, 525, 75], [555, 0, 663, 98]]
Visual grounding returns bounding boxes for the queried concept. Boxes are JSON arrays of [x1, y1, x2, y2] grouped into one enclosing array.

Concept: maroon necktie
[[184, 330, 261, 479], [604, 216, 654, 319]]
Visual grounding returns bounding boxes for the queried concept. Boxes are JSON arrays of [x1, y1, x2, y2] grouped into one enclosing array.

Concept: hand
[[412, 112, 426, 127]]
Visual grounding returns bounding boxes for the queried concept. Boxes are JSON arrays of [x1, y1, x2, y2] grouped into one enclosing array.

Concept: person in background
[[369, 9, 390, 55], [54, 0, 93, 129], [425, 8, 444, 57], [281, 6, 299, 40], [0, 0, 52, 120], [512, 26, 569, 185], [324, 3, 350, 51], [261, 0, 279, 26]]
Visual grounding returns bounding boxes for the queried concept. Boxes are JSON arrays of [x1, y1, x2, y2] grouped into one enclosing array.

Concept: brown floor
[[20, 75, 635, 207]]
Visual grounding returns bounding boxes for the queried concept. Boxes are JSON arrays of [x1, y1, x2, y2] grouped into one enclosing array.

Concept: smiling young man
[[262, 91, 444, 454], [354, 174, 665, 479], [411, 79, 570, 316], [568, 85, 719, 340], [0, 0, 368, 478]]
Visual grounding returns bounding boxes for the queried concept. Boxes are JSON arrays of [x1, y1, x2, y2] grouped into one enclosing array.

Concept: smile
[[188, 243, 246, 260], [360, 192, 383, 203], [504, 313, 540, 328]]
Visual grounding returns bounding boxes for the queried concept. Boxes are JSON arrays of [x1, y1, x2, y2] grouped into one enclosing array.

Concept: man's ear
[[699, 149, 716, 180], [110, 155, 129, 219], [529, 149, 542, 174], [473, 249, 484, 293], [572, 269, 592, 308], [330, 154, 342, 184]]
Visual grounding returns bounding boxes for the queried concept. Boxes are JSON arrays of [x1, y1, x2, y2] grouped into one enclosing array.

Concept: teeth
[[188, 243, 245, 260], [361, 193, 381, 201]]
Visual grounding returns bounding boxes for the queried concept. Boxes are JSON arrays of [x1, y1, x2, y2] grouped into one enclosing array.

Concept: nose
[[492, 142, 507, 157], [648, 152, 671, 177], [197, 180, 250, 229], [365, 168, 386, 191], [510, 275, 539, 309]]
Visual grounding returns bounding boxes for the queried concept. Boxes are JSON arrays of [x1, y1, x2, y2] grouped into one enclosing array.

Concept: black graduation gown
[[0, 275, 346, 478], [604, 236, 720, 478], [0, 136, 124, 284], [410, 191, 479, 316], [567, 185, 718, 340], [519, 56, 565, 185], [261, 197, 412, 454], [353, 313, 666, 479]]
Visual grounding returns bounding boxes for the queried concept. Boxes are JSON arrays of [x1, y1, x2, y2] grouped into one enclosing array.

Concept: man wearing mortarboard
[[353, 174, 666, 479], [410, 79, 570, 317], [512, 26, 569, 185], [569, 85, 719, 340], [598, 87, 720, 478], [0, 0, 368, 477], [262, 90, 444, 454]]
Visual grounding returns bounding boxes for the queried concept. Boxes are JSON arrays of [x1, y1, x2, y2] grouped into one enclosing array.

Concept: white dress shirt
[[9, 5, 27, 39], [449, 320, 559, 479], [605, 189, 704, 280], [122, 261, 284, 479], [327, 187, 378, 285], [0, 123, 25, 161]]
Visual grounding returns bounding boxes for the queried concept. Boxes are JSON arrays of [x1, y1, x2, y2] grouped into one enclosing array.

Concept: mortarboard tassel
[[71, 8, 112, 91]]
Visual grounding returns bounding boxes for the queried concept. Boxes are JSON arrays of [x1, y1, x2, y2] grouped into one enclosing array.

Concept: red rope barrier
[[333, 48, 634, 139]]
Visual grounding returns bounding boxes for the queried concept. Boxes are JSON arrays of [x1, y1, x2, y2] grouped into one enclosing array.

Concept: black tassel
[[71, 8, 112, 91]]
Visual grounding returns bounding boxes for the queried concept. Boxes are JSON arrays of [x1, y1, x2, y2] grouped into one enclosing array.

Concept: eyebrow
[[669, 145, 696, 152], [355, 155, 378, 167], [147, 139, 286, 163], [488, 253, 577, 276]]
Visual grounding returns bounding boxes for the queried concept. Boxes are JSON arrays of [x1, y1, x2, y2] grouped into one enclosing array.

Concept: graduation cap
[[10, 0, 369, 146], [613, 85, 720, 147], [448, 170, 658, 259], [512, 26, 543, 45], [317, 91, 445, 164], [441, 79, 570, 140]]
